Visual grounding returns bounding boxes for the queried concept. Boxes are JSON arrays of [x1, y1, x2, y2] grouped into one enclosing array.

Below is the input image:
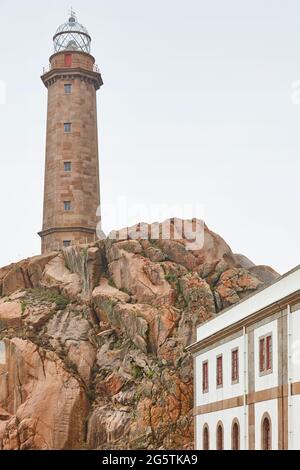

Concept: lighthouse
[[39, 11, 103, 253]]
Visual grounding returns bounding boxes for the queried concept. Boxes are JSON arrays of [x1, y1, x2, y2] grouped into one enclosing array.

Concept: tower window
[[64, 54, 72, 67], [64, 84, 72, 94], [64, 162, 72, 172], [64, 201, 71, 211], [63, 240, 71, 248], [64, 123, 72, 133]]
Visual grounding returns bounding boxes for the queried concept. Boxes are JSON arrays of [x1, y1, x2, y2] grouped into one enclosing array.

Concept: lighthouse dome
[[53, 12, 91, 54]]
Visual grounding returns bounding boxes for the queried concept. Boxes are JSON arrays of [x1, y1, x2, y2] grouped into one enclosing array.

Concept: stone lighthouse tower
[[39, 12, 103, 253]]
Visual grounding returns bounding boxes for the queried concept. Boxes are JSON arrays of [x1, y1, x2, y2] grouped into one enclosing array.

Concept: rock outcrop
[[0, 219, 279, 450]]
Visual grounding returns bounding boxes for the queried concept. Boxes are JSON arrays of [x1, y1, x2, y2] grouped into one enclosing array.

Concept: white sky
[[0, 0, 300, 274]]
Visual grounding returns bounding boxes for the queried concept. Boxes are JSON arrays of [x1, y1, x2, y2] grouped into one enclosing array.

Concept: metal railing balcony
[[42, 63, 100, 75]]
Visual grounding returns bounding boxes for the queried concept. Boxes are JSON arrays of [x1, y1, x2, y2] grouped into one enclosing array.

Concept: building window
[[261, 414, 272, 450], [63, 240, 71, 248], [64, 54, 72, 67], [259, 338, 265, 372], [64, 84, 72, 94], [203, 424, 209, 450], [266, 335, 272, 370], [216, 422, 224, 450], [231, 348, 239, 383], [231, 419, 240, 450], [202, 361, 209, 393], [64, 123, 72, 133], [259, 334, 273, 374], [64, 201, 71, 212], [64, 162, 72, 172], [216, 355, 223, 388]]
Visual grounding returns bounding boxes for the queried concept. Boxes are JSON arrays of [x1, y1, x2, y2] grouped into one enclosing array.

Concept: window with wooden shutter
[[232, 349, 239, 383], [266, 335, 272, 371], [216, 355, 223, 387], [259, 338, 265, 372], [202, 361, 208, 393], [259, 334, 273, 375]]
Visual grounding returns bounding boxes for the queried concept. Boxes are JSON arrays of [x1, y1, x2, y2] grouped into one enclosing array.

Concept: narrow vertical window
[[266, 335, 272, 371], [64, 84, 72, 94], [64, 201, 71, 212], [259, 338, 265, 372], [64, 123, 72, 133], [203, 425, 209, 450], [259, 334, 273, 374], [64, 162, 72, 172], [262, 415, 272, 450], [216, 423, 224, 450], [231, 420, 240, 450], [216, 355, 223, 387], [64, 54, 72, 67], [202, 361, 208, 393], [232, 349, 239, 383]]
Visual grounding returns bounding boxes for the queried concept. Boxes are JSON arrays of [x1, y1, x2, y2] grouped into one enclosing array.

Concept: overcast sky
[[0, 0, 300, 274]]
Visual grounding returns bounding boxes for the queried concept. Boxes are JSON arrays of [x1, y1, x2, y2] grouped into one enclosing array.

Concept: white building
[[187, 265, 300, 450]]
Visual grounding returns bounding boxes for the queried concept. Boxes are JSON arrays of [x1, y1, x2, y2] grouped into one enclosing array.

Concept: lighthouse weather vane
[[70, 7, 76, 20]]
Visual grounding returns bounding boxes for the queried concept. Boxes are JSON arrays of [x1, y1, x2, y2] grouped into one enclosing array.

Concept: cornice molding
[[38, 226, 97, 238], [187, 290, 300, 354], [41, 68, 103, 90]]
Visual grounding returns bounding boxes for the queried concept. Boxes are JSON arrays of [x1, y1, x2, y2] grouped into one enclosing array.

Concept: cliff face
[[0, 220, 278, 450]]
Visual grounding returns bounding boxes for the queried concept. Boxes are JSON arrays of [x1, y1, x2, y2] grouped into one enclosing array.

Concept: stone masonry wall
[[41, 51, 101, 253]]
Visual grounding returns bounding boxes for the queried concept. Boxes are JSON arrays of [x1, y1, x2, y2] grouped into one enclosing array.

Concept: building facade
[[39, 12, 103, 253], [187, 265, 300, 450]]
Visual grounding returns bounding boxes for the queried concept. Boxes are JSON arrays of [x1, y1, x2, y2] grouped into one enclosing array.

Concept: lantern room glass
[[53, 13, 91, 54]]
